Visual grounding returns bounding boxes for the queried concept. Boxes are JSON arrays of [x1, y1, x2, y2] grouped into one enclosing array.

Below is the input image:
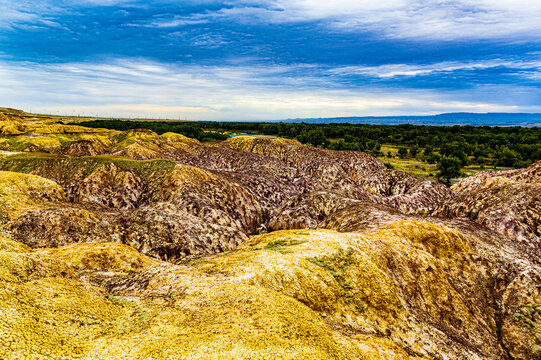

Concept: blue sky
[[1, 0, 541, 120]]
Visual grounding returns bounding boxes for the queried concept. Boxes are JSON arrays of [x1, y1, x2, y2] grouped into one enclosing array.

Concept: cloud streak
[[329, 59, 541, 78], [154, 0, 541, 40], [1, 59, 539, 120], [5, 0, 541, 40], [296, 0, 541, 40]]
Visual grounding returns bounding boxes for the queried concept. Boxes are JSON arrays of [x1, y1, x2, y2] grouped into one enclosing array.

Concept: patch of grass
[[105, 295, 156, 334], [106, 295, 131, 307], [376, 155, 439, 179], [513, 303, 541, 342], [378, 144, 495, 180], [5, 138, 32, 151], [264, 237, 308, 254], [308, 248, 366, 313], [182, 255, 206, 268]]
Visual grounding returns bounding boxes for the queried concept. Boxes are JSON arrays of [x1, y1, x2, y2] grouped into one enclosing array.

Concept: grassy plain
[[377, 144, 512, 182]]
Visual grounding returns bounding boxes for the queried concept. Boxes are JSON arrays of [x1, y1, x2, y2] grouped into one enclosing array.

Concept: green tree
[[497, 147, 522, 167], [437, 156, 462, 186], [426, 153, 440, 164], [475, 156, 486, 165], [398, 147, 408, 159], [410, 145, 419, 158], [473, 145, 488, 159], [342, 141, 360, 151], [440, 141, 461, 157], [451, 150, 469, 166], [299, 129, 326, 147], [344, 134, 356, 143]]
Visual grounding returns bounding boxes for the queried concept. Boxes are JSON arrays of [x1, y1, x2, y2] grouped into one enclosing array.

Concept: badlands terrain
[[0, 110, 540, 359]]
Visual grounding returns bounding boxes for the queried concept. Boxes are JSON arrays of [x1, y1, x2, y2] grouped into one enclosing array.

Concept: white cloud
[[276, 0, 541, 40], [0, 7, 43, 29], [2, 0, 541, 40], [0, 0, 69, 29], [186, 0, 541, 40], [0, 0, 133, 29], [1, 59, 539, 120], [329, 59, 541, 78], [151, 19, 209, 28]]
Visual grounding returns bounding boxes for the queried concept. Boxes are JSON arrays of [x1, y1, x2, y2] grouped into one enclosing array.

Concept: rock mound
[[447, 160, 541, 251], [61, 140, 108, 156]]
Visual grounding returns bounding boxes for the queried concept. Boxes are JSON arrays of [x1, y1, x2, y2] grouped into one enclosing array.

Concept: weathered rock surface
[[218, 136, 455, 215], [446, 160, 541, 252], [1, 119, 540, 359], [500, 269, 541, 360], [1, 220, 540, 359], [1, 232, 423, 360]]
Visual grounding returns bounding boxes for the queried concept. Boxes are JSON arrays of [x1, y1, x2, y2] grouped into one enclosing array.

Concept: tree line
[[75, 120, 541, 170]]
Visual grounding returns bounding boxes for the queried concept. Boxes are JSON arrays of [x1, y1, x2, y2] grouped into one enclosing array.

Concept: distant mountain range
[[282, 113, 541, 126]]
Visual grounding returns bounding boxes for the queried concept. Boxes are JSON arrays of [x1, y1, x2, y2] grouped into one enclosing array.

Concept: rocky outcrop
[[445, 161, 541, 252], [0, 171, 66, 216], [218, 136, 455, 215], [1, 131, 539, 260], [500, 269, 541, 360], [0, 116, 28, 135], [0, 233, 419, 360], [73, 164, 145, 209], [61, 140, 108, 157], [10, 207, 119, 248]]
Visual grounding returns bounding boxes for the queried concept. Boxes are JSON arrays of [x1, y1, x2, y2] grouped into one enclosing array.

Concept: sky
[[1, 0, 541, 120]]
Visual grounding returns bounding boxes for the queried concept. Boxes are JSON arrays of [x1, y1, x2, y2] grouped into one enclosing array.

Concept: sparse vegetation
[[146, 286, 188, 306], [308, 248, 366, 313], [0, 203, 9, 239], [264, 237, 308, 254], [105, 295, 156, 335], [513, 303, 541, 342]]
